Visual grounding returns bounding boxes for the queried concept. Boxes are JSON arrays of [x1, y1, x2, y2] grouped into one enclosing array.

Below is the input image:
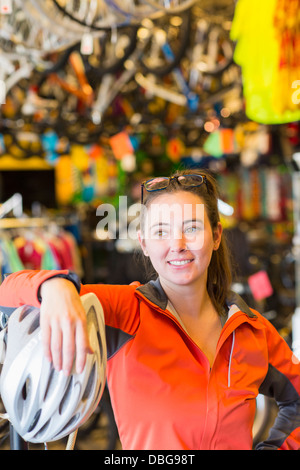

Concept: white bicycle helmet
[[0, 293, 107, 443]]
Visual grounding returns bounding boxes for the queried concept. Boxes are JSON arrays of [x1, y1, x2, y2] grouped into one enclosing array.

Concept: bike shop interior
[[0, 0, 300, 451]]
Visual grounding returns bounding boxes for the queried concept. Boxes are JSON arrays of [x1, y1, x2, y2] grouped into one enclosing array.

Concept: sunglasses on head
[[140, 174, 208, 204]]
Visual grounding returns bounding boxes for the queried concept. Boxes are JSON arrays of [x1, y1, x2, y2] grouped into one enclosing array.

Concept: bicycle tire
[[142, 0, 197, 14], [37, 43, 81, 78], [51, 0, 131, 30], [140, 9, 191, 77], [35, 25, 137, 84], [200, 26, 234, 77], [22, 0, 86, 39]]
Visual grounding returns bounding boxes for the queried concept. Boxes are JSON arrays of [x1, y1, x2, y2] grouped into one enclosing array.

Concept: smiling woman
[[139, 168, 232, 316], [136, 169, 230, 367], [1, 169, 300, 450]]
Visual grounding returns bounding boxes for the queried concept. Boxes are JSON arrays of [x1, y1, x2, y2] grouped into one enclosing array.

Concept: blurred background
[[0, 0, 300, 450]]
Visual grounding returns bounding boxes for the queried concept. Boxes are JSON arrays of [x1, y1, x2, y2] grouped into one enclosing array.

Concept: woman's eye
[[158, 230, 168, 238], [152, 230, 168, 238], [185, 226, 199, 234], [185, 227, 196, 233]]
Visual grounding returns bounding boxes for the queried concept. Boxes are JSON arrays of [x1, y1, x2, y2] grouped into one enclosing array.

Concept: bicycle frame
[[91, 34, 151, 123], [160, 41, 199, 112], [49, 51, 94, 107]]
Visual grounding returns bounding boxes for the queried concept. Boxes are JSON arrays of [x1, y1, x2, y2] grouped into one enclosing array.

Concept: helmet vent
[[82, 362, 96, 402], [59, 376, 74, 415], [43, 366, 56, 401], [22, 377, 30, 401], [28, 409, 41, 433], [97, 330, 103, 360], [35, 418, 51, 441], [19, 306, 35, 322], [54, 413, 80, 439], [16, 376, 31, 422], [28, 315, 40, 335]]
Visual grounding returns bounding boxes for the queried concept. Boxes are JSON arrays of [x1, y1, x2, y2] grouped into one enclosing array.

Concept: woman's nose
[[169, 232, 187, 251]]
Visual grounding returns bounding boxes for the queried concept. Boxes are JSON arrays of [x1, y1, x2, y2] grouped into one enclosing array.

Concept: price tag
[[0, 0, 12, 14], [81, 33, 94, 55], [248, 270, 273, 301]]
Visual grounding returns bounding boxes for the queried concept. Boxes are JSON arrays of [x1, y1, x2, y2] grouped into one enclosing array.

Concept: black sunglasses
[[141, 174, 208, 204]]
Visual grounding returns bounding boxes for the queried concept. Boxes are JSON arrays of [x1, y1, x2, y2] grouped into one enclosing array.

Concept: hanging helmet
[[0, 293, 107, 443]]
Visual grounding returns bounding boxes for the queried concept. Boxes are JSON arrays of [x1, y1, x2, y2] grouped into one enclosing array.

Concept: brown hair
[[140, 168, 232, 316]]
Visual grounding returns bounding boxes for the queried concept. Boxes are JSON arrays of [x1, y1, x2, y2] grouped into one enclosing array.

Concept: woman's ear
[[213, 222, 223, 250], [137, 230, 148, 256]]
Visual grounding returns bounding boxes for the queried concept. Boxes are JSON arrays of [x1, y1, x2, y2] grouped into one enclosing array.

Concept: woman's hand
[[40, 278, 93, 376]]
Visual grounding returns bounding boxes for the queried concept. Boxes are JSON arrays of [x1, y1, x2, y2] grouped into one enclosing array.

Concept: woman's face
[[138, 191, 222, 289]]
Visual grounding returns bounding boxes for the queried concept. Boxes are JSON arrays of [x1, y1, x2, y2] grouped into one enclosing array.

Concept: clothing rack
[[0, 193, 68, 230], [0, 210, 83, 279], [0, 216, 66, 230]]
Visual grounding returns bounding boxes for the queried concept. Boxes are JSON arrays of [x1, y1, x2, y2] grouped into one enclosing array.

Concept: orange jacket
[[0, 269, 300, 450]]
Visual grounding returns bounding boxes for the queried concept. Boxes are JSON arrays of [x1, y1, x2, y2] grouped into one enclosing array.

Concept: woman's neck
[[159, 275, 213, 319]]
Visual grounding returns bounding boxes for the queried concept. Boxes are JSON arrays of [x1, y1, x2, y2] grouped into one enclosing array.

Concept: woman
[[0, 169, 300, 450]]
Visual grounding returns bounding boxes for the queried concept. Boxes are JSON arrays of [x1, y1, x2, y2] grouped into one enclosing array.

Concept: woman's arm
[[0, 269, 88, 375], [0, 269, 81, 307], [0, 270, 141, 376], [40, 277, 93, 376]]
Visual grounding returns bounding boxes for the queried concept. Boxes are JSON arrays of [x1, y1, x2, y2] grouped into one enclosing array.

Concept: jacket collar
[[136, 277, 257, 320], [136, 278, 168, 310]]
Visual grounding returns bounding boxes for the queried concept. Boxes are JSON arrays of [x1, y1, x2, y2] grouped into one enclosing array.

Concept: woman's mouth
[[167, 259, 194, 266]]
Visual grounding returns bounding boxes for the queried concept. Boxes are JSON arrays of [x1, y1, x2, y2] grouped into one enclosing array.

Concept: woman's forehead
[[146, 190, 205, 206], [144, 192, 206, 225]]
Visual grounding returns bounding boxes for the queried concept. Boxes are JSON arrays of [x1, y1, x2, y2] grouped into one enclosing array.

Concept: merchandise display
[[231, 0, 300, 123], [0, 0, 299, 452]]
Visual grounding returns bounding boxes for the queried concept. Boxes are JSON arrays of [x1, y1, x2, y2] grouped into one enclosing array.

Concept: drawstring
[[228, 331, 235, 388]]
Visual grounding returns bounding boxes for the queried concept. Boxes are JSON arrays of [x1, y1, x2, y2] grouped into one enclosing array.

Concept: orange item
[[221, 128, 234, 154], [109, 132, 134, 160]]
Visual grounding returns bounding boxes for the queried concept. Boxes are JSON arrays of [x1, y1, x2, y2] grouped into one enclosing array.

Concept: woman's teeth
[[168, 260, 193, 266]]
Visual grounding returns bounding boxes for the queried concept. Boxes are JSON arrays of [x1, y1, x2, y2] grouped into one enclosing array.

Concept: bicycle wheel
[[83, 25, 138, 80], [22, 0, 86, 40], [140, 9, 191, 77], [196, 24, 234, 77], [1, 0, 73, 52], [142, 0, 197, 14], [51, 0, 130, 30]]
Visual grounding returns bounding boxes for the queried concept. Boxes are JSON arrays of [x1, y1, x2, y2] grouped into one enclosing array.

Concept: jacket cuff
[[37, 271, 81, 302]]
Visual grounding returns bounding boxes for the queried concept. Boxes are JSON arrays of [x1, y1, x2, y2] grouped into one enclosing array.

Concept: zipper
[[136, 288, 262, 372], [137, 292, 263, 449], [137, 289, 261, 363], [137, 291, 265, 450], [227, 330, 235, 387]]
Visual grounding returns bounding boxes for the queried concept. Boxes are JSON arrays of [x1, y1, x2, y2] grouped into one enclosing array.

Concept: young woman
[[0, 169, 300, 450]]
